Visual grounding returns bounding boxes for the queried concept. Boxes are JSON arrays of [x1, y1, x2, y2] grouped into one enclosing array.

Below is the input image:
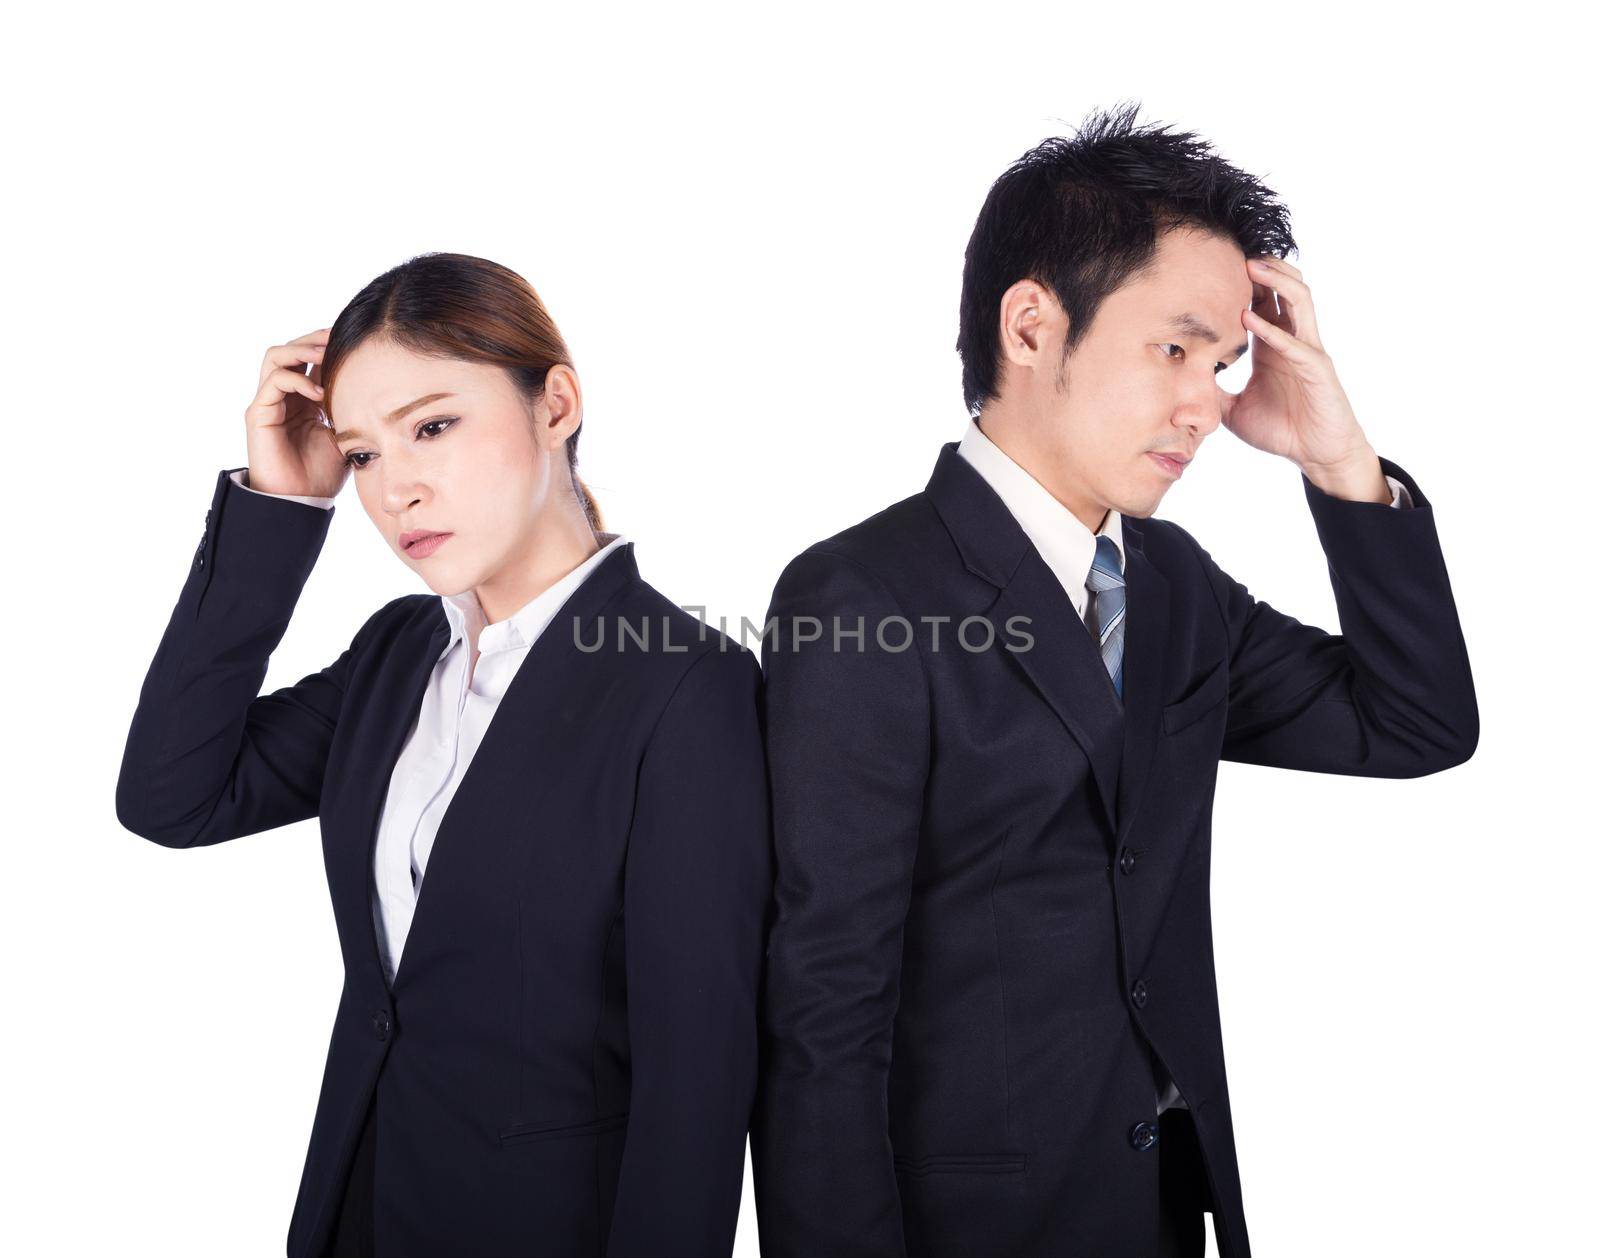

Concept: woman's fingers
[[241, 330, 342, 498], [247, 365, 326, 423], [257, 329, 329, 383]]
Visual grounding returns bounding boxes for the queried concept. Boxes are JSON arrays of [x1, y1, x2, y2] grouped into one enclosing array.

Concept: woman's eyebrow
[[334, 392, 456, 443]]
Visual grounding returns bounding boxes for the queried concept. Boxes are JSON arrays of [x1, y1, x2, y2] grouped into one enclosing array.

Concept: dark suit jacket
[[116, 468, 772, 1258], [751, 442, 1478, 1258]]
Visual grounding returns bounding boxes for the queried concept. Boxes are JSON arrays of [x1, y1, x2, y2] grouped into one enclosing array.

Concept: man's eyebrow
[[1161, 313, 1249, 361], [333, 392, 456, 444]]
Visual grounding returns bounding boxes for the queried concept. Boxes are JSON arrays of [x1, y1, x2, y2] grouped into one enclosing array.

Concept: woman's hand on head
[[243, 329, 350, 499]]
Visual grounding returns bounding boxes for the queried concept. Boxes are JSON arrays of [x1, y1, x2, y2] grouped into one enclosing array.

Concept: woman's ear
[[539, 364, 584, 448]]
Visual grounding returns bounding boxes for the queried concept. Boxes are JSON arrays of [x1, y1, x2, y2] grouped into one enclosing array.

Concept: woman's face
[[327, 336, 581, 597]]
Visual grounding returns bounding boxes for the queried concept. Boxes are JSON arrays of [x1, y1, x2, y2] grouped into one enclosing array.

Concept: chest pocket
[[1161, 657, 1228, 735]]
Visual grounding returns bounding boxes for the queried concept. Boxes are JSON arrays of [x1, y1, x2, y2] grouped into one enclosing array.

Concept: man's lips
[[1148, 450, 1191, 478]]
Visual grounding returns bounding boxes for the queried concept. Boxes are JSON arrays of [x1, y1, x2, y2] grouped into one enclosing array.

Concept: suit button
[[1119, 848, 1137, 875], [1130, 1120, 1159, 1152], [372, 1010, 391, 1041], [1131, 979, 1149, 1009]]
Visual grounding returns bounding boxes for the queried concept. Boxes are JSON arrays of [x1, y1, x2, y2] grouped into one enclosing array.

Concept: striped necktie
[[1086, 534, 1126, 700]]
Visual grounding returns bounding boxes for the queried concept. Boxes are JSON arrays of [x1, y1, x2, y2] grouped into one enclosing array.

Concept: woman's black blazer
[[116, 468, 773, 1258]]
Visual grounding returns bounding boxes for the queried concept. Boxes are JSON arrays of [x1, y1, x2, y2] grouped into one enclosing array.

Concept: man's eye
[[1164, 343, 1236, 376]]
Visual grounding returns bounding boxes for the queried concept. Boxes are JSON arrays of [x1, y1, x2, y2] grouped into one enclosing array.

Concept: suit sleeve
[[751, 549, 928, 1258], [605, 642, 773, 1258], [229, 465, 339, 509], [115, 466, 366, 848], [1172, 454, 1478, 778]]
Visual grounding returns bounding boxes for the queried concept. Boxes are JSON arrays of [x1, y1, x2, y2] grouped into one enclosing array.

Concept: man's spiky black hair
[[956, 100, 1297, 417]]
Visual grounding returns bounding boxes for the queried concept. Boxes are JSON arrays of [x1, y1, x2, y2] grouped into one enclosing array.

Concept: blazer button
[[372, 1010, 391, 1041], [1119, 847, 1137, 875], [1130, 1120, 1159, 1152], [1131, 979, 1149, 1009]]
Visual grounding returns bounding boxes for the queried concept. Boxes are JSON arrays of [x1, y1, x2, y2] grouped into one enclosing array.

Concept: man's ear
[[997, 278, 1065, 372]]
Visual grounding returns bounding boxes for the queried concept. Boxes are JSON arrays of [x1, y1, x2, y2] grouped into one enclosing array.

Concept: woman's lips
[[402, 531, 452, 558]]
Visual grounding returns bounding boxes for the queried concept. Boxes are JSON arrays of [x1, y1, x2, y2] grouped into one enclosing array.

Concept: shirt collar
[[439, 532, 627, 659], [956, 418, 1124, 618]]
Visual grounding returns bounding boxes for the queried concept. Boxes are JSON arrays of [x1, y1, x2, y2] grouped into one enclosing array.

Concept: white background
[[6, 3, 1592, 1254]]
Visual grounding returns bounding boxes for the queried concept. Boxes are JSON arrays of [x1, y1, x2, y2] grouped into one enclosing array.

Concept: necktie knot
[[1086, 534, 1124, 591]]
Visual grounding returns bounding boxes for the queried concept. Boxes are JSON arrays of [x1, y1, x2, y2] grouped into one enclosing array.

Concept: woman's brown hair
[[319, 251, 603, 532]]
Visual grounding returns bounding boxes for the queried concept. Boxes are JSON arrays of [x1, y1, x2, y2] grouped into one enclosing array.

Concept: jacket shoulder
[[783, 490, 947, 589], [1132, 514, 1200, 560], [357, 592, 440, 648], [605, 576, 761, 700], [1135, 514, 1228, 580], [1129, 514, 1230, 623]]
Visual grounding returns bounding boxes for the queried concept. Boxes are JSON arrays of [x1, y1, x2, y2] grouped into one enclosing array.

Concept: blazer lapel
[[335, 604, 449, 992], [1112, 519, 1170, 846], [992, 549, 1125, 835], [342, 544, 643, 995], [925, 442, 1128, 836]]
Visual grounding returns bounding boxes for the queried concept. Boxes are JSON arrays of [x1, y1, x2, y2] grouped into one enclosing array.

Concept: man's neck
[[975, 410, 1109, 535]]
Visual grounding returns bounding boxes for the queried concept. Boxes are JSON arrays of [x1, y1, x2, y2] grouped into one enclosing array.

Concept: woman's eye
[[342, 417, 456, 470]]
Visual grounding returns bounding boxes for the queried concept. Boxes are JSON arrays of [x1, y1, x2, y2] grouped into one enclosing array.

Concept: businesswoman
[[116, 252, 772, 1258]]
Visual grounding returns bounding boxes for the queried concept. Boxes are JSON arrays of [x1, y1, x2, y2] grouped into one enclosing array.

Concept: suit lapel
[[337, 606, 448, 992], [344, 544, 642, 995], [993, 548, 1125, 835], [925, 442, 1169, 844], [1112, 522, 1170, 845]]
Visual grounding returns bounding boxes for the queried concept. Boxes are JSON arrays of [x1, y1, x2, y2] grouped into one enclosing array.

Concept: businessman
[[750, 103, 1478, 1258]]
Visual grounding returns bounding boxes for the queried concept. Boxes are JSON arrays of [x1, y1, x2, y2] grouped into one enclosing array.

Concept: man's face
[[1023, 226, 1256, 522]]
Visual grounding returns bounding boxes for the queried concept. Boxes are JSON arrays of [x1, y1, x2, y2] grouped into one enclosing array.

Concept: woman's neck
[[472, 500, 600, 627]]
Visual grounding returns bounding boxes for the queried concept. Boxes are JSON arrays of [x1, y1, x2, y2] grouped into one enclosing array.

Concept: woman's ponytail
[[574, 474, 604, 534]]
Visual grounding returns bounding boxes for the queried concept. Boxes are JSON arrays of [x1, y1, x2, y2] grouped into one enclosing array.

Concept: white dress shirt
[[956, 422, 1129, 620], [227, 469, 626, 984], [954, 419, 1410, 1114]]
